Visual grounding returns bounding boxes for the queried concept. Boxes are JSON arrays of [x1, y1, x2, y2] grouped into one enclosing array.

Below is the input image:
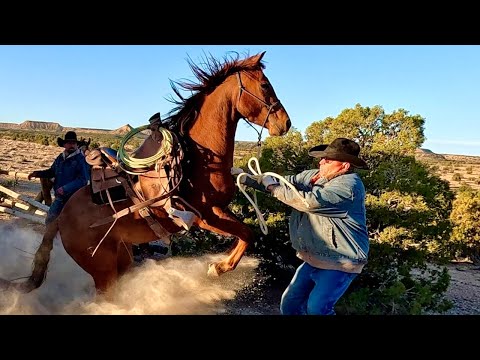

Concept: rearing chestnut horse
[[0, 51, 291, 295]]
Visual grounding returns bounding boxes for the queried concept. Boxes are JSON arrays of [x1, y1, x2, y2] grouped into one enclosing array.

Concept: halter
[[236, 71, 282, 151]]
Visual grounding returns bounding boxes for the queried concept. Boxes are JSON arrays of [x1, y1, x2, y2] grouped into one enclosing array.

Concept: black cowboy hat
[[57, 131, 79, 147], [308, 137, 369, 169]]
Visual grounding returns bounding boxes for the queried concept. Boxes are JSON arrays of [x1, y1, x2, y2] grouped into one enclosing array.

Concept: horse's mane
[[162, 51, 266, 135]]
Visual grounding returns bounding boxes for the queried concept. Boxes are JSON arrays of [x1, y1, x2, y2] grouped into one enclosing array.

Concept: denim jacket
[[271, 169, 369, 273], [36, 149, 90, 202]]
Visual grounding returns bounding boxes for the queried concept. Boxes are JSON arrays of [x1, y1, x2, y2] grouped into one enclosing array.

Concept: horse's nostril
[[286, 119, 291, 129]]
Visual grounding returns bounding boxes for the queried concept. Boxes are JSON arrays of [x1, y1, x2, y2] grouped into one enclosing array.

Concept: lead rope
[[235, 157, 310, 235]]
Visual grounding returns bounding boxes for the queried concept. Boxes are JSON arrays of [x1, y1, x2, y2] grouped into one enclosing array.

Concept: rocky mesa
[[0, 120, 131, 135]]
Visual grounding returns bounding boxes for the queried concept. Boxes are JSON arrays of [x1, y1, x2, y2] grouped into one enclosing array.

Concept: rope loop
[[117, 125, 174, 170], [236, 157, 310, 235]]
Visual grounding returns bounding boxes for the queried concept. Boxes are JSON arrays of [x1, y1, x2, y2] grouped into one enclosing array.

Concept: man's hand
[[231, 167, 244, 176], [238, 174, 269, 192], [55, 187, 64, 196], [27, 171, 39, 180], [261, 175, 279, 191]]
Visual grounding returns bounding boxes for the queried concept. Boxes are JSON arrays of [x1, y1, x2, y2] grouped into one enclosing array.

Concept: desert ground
[[416, 149, 480, 191], [1, 139, 479, 315]]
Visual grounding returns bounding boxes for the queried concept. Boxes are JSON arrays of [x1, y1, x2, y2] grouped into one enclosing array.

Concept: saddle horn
[[149, 112, 161, 126]]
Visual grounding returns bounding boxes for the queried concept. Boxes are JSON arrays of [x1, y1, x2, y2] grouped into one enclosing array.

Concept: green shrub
[[450, 188, 480, 264]]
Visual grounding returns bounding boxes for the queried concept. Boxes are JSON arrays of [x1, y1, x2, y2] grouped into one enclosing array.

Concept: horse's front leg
[[196, 206, 254, 277]]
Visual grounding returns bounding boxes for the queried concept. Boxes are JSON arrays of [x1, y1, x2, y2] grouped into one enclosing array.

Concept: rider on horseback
[[28, 131, 90, 225]]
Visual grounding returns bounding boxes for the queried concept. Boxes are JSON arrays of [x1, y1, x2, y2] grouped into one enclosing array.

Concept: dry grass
[[417, 153, 480, 191], [0, 139, 60, 175], [0, 139, 61, 226]]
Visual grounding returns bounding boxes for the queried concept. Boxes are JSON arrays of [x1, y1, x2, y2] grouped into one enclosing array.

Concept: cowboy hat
[[57, 131, 79, 147], [308, 137, 369, 169]]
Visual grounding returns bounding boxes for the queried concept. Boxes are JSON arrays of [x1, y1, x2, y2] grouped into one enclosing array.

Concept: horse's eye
[[261, 82, 270, 90]]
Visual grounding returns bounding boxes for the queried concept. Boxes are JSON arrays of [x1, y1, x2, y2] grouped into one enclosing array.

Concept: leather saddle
[[85, 128, 197, 233]]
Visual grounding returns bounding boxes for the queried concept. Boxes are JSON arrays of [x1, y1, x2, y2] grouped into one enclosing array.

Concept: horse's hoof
[[207, 263, 220, 277]]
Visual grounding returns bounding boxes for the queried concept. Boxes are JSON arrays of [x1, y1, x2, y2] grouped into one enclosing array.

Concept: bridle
[[236, 71, 283, 147]]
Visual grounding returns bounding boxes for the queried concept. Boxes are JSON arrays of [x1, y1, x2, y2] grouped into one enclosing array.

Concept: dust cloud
[[0, 222, 259, 315]]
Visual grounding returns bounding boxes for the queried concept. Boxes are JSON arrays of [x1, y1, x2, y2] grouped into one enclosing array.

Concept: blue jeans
[[280, 262, 358, 315], [45, 198, 65, 225]]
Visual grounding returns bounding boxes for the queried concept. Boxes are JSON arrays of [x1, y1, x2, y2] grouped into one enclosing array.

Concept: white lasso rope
[[235, 157, 310, 235]]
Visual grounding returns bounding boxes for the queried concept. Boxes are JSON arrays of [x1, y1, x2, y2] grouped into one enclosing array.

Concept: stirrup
[[167, 207, 196, 230]]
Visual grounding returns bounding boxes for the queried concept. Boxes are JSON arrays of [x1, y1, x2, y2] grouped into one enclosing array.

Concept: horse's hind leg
[[197, 206, 254, 276]]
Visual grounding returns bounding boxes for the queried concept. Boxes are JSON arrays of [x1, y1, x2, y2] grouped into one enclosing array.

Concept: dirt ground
[[437, 262, 480, 315], [1, 139, 480, 315]]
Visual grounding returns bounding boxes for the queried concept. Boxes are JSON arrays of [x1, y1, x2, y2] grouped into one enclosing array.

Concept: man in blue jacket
[[28, 131, 90, 225], [241, 137, 369, 315]]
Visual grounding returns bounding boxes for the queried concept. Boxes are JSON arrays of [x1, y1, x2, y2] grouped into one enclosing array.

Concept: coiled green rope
[[117, 125, 173, 170]]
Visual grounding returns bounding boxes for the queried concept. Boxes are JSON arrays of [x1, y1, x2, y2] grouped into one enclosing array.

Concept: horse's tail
[[0, 219, 58, 293]]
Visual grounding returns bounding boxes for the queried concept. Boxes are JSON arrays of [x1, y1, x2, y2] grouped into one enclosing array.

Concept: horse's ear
[[252, 51, 266, 64]]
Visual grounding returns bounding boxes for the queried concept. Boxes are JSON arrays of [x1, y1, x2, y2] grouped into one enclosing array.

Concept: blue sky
[[0, 45, 478, 155]]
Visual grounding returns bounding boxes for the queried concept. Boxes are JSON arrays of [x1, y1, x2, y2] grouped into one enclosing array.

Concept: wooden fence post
[[0, 206, 46, 224], [0, 184, 50, 213]]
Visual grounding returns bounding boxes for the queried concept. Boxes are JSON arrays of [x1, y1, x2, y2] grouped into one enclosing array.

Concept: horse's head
[[235, 51, 291, 137], [78, 137, 91, 155]]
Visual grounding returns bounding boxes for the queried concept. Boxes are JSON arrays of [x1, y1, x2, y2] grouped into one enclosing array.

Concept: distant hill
[[0, 120, 130, 136], [111, 124, 134, 135], [0, 122, 19, 130], [18, 120, 63, 131], [0, 120, 64, 131], [0, 120, 260, 147], [442, 154, 480, 164], [414, 148, 480, 166], [415, 148, 446, 161]]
